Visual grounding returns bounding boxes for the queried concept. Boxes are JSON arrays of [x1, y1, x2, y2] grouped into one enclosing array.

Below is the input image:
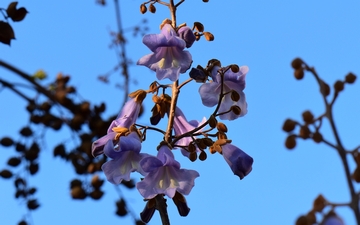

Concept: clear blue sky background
[[1, 0, 360, 224]]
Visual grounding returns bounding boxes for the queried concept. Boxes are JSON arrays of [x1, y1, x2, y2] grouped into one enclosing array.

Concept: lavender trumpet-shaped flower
[[92, 90, 146, 157], [136, 145, 199, 199], [172, 107, 206, 157], [221, 144, 253, 179], [101, 132, 149, 184], [199, 65, 248, 120], [137, 24, 192, 81]]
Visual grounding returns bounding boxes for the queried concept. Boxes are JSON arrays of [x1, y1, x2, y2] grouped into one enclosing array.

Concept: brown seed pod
[[203, 32, 214, 41], [282, 119, 296, 132], [140, 4, 147, 14], [302, 110, 314, 123], [199, 151, 207, 161], [285, 135, 296, 150], [149, 4, 156, 13], [345, 72, 356, 84], [334, 80, 344, 92], [294, 68, 304, 80], [299, 126, 310, 139], [208, 115, 217, 128], [313, 194, 326, 212], [312, 132, 323, 143], [216, 122, 228, 133]]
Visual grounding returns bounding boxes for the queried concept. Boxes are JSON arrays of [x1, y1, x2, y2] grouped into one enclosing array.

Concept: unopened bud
[[302, 110, 314, 123], [230, 105, 241, 115], [282, 119, 296, 132], [231, 90, 240, 102], [149, 4, 156, 13], [216, 122, 228, 133], [140, 4, 147, 14], [202, 138, 214, 147], [334, 80, 344, 92], [203, 32, 214, 41], [352, 167, 360, 182], [345, 72, 356, 84], [230, 64, 239, 73], [208, 115, 217, 128], [129, 89, 147, 103], [199, 151, 207, 161], [193, 22, 204, 32], [294, 68, 304, 80], [320, 80, 330, 96], [291, 58, 303, 70], [189, 152, 197, 162], [188, 143, 196, 153], [299, 126, 310, 139], [313, 194, 326, 212], [312, 132, 322, 143], [285, 135, 296, 150]]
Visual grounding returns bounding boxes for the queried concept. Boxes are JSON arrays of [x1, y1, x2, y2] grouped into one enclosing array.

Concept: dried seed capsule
[[285, 135, 296, 150], [302, 110, 314, 123], [199, 151, 207, 161], [231, 90, 240, 102], [345, 72, 356, 84], [291, 58, 303, 70], [208, 115, 217, 128], [203, 32, 214, 41], [294, 68, 304, 80], [140, 4, 147, 14], [216, 122, 228, 133], [312, 132, 323, 143], [334, 80, 344, 92], [282, 119, 296, 132], [149, 4, 156, 13], [299, 126, 310, 139]]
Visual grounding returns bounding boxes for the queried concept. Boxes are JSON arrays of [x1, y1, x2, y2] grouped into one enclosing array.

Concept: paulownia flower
[[136, 145, 199, 199], [137, 24, 192, 81], [199, 65, 248, 120], [222, 143, 253, 180], [101, 132, 149, 184], [172, 107, 205, 157]]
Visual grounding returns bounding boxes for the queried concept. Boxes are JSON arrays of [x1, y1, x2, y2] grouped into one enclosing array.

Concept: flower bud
[[178, 26, 196, 48], [189, 67, 207, 82], [302, 110, 314, 123], [231, 90, 240, 102], [230, 105, 241, 115], [345, 72, 356, 83], [189, 152, 197, 162], [312, 132, 322, 143], [320, 80, 330, 96], [202, 138, 214, 146], [230, 64, 239, 73], [294, 68, 304, 80], [313, 194, 326, 212], [299, 126, 310, 139], [216, 122, 228, 133], [291, 58, 303, 70], [199, 151, 207, 161], [140, 4, 147, 14], [193, 22, 204, 32], [208, 115, 217, 128], [352, 167, 360, 182], [149, 4, 156, 13], [203, 32, 214, 41], [285, 135, 296, 149], [334, 80, 344, 92], [282, 119, 296, 132]]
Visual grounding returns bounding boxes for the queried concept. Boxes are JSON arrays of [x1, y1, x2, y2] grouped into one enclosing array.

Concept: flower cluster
[[93, 13, 253, 223]]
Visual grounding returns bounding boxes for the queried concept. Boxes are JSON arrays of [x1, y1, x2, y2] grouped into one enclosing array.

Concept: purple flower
[[177, 26, 196, 48], [92, 96, 143, 157], [222, 144, 253, 179], [101, 132, 149, 184], [136, 146, 199, 199], [137, 24, 192, 81], [173, 107, 206, 157], [199, 65, 248, 120], [323, 215, 344, 225]]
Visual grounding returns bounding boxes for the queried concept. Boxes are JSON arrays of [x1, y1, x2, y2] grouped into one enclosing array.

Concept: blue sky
[[1, 0, 360, 224]]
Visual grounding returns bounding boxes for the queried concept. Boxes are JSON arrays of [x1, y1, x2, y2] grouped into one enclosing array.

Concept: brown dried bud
[[230, 64, 239, 73], [216, 122, 228, 133], [7, 157, 21, 167], [71, 186, 87, 199], [202, 0, 209, 2], [306, 211, 316, 224], [312, 132, 323, 143], [217, 132, 227, 140], [294, 68, 304, 80], [129, 89, 147, 103], [230, 105, 241, 115], [334, 80, 344, 92], [0, 169, 13, 178], [140, 4, 147, 14], [0, 137, 14, 147], [282, 119, 296, 132], [208, 115, 217, 128], [203, 32, 214, 41], [196, 139, 207, 150], [202, 138, 214, 147], [149, 4, 156, 13], [20, 127, 33, 137], [285, 135, 296, 150], [199, 151, 207, 161], [188, 143, 196, 153], [302, 110, 314, 123], [89, 189, 104, 200], [189, 152, 197, 162], [231, 90, 240, 102], [193, 22, 204, 32], [313, 194, 326, 212], [345, 72, 356, 84], [295, 215, 309, 225], [91, 175, 104, 189], [320, 80, 330, 96], [149, 81, 158, 93], [299, 126, 310, 139], [291, 58, 303, 70]]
